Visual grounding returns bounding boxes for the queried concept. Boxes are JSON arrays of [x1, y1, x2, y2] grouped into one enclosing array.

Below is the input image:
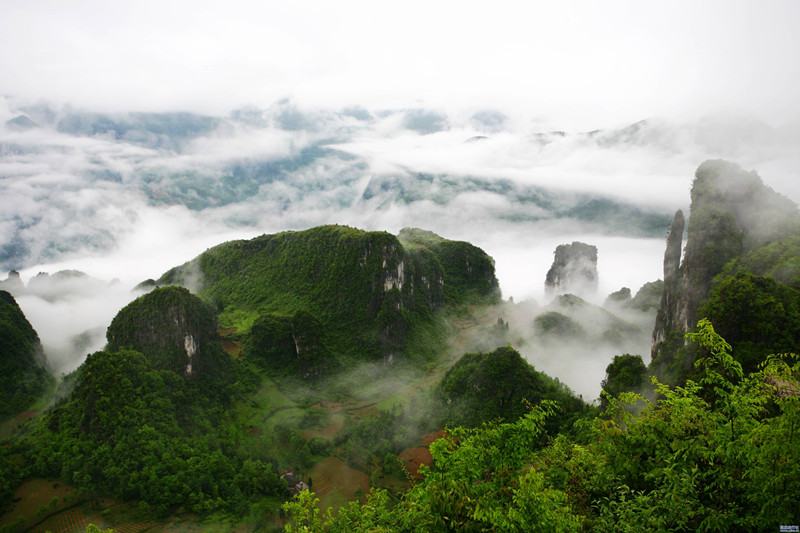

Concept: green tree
[[600, 354, 648, 407], [701, 272, 800, 374]]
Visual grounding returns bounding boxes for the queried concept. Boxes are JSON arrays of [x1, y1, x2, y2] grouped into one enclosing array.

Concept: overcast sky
[[3, 0, 799, 129]]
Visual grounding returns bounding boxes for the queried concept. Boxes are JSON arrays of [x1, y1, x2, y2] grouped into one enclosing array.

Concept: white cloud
[[2, 1, 800, 128]]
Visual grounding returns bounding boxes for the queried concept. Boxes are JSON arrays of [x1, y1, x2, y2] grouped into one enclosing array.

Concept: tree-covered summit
[[106, 286, 232, 380], [397, 227, 501, 305], [156, 225, 500, 372], [437, 345, 585, 431]]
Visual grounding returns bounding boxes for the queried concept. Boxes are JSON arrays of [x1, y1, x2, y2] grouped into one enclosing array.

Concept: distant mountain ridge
[[11, 100, 770, 271]]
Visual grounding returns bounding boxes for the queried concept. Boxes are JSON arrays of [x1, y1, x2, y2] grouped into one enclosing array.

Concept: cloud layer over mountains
[[3, 98, 800, 292], [2, 98, 799, 389]]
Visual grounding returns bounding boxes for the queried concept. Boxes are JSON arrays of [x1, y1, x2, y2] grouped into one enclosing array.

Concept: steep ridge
[[651, 160, 800, 378]]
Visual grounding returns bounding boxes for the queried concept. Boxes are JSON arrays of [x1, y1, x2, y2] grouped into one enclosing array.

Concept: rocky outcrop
[[545, 242, 598, 297], [650, 160, 800, 370], [0, 270, 25, 295], [398, 227, 500, 306], [651, 210, 688, 363]]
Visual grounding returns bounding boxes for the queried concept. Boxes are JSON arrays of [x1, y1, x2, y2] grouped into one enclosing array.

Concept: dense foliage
[[600, 354, 648, 408], [27, 349, 283, 515], [628, 280, 664, 312], [652, 160, 800, 383], [398, 228, 501, 306], [244, 310, 334, 379], [158, 226, 499, 375], [719, 234, 800, 290], [284, 321, 800, 531], [106, 286, 233, 380], [437, 346, 585, 432], [159, 225, 452, 370], [701, 272, 800, 375], [533, 311, 587, 340], [0, 290, 52, 419]]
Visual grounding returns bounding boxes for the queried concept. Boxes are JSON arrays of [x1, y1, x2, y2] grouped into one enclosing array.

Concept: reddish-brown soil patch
[[420, 429, 446, 446], [113, 522, 154, 533], [398, 447, 433, 479], [308, 457, 370, 501], [398, 428, 447, 479], [345, 405, 380, 419], [0, 479, 77, 528], [30, 506, 92, 533], [220, 339, 242, 358]]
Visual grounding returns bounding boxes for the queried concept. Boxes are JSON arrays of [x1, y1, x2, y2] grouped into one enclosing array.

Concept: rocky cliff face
[[398, 227, 500, 306], [650, 160, 800, 372], [545, 242, 598, 297], [651, 210, 688, 365]]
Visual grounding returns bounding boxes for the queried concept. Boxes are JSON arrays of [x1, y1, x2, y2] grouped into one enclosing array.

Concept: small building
[[280, 472, 309, 497]]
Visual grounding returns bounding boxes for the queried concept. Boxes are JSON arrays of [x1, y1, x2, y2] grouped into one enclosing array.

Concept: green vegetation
[[398, 228, 501, 306], [160, 225, 446, 370], [158, 225, 499, 376], [27, 348, 283, 516], [533, 311, 587, 340], [4, 202, 800, 531], [437, 346, 585, 432], [653, 160, 800, 383], [700, 272, 800, 375], [0, 290, 52, 420], [629, 280, 664, 312], [283, 321, 800, 531], [718, 234, 800, 289], [600, 354, 648, 407], [107, 286, 233, 380]]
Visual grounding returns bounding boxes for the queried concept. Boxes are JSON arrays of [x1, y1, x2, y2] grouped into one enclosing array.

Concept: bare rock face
[[651, 210, 688, 364], [545, 242, 598, 298]]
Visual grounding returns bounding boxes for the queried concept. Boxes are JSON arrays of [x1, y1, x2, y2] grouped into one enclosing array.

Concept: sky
[[2, 1, 800, 129], [2, 0, 799, 396]]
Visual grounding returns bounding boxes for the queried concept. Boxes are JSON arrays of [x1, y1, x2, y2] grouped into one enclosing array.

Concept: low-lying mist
[[3, 99, 798, 395]]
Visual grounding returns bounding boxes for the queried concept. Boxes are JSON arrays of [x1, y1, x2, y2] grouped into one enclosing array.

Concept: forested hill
[[154, 225, 500, 375], [106, 286, 233, 380], [0, 290, 52, 419]]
